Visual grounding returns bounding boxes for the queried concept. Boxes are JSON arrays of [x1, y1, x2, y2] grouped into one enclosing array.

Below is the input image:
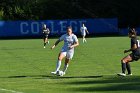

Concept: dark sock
[[121, 62, 126, 74], [44, 43, 46, 46], [126, 62, 131, 74]]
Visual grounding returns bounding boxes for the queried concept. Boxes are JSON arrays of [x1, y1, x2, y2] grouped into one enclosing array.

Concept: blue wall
[[0, 18, 118, 38], [119, 27, 140, 36]]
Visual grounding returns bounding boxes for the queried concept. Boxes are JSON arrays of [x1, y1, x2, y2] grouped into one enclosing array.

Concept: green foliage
[[0, 10, 4, 20], [0, 0, 140, 26]]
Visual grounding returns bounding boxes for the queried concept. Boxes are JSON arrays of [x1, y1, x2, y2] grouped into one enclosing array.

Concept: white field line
[[0, 88, 23, 93]]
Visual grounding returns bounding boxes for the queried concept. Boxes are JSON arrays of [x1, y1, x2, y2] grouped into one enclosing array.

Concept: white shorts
[[61, 50, 74, 59], [81, 33, 86, 37]]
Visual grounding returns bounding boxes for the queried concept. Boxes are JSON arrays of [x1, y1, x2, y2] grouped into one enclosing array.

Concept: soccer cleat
[[117, 73, 126, 76], [63, 72, 65, 75], [44, 46, 46, 48], [127, 73, 132, 76], [51, 71, 57, 75]]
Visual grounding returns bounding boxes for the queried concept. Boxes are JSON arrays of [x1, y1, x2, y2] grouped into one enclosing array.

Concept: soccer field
[[0, 37, 140, 93]]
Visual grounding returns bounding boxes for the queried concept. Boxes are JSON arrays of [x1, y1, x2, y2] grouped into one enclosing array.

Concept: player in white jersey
[[80, 23, 89, 43], [51, 26, 79, 76]]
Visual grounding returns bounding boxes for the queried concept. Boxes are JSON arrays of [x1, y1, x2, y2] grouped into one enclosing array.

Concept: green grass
[[0, 37, 140, 93]]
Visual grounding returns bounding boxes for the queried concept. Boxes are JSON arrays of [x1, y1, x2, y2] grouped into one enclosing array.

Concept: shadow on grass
[[65, 75, 140, 92], [0, 75, 103, 79], [34, 75, 103, 79], [1, 75, 140, 92], [69, 83, 140, 92], [0, 75, 44, 78], [0, 47, 41, 50]]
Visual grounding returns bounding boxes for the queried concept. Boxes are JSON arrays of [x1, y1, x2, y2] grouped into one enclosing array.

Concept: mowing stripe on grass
[[0, 88, 23, 93]]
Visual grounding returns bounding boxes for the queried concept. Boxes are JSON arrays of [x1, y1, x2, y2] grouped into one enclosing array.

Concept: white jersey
[[80, 26, 87, 36], [59, 33, 78, 52]]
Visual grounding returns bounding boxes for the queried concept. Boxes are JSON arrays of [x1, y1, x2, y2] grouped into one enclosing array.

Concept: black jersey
[[131, 37, 140, 54], [43, 28, 50, 35]]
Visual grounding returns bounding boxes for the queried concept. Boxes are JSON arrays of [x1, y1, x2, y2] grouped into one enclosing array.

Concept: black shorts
[[130, 53, 140, 61], [43, 34, 48, 39]]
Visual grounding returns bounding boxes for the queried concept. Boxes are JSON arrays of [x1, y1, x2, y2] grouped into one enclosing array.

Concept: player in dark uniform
[[42, 24, 50, 48], [118, 28, 140, 76]]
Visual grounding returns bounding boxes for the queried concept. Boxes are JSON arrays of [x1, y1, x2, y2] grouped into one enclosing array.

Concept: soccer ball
[[57, 70, 64, 76]]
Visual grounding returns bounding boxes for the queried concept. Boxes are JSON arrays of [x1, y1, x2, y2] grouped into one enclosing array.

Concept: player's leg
[[43, 37, 46, 48], [82, 35, 85, 43], [44, 36, 49, 48], [63, 58, 70, 75], [45, 36, 49, 43], [126, 62, 132, 75], [84, 35, 87, 43], [51, 52, 66, 74], [63, 51, 74, 75], [118, 54, 133, 76], [45, 35, 49, 44], [83, 34, 86, 43], [126, 53, 140, 75], [124, 54, 134, 75], [47, 40, 49, 44], [45, 38, 48, 44]]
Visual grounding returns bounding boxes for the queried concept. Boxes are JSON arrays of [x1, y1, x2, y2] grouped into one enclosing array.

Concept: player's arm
[[70, 35, 79, 49], [86, 29, 89, 34], [124, 44, 137, 53], [47, 28, 50, 34], [70, 41, 79, 49], [51, 35, 64, 49], [51, 39, 61, 49]]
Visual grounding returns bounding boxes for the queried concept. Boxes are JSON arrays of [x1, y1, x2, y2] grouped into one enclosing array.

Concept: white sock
[[56, 60, 61, 72], [63, 64, 69, 73], [84, 39, 87, 43], [83, 39, 84, 43]]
